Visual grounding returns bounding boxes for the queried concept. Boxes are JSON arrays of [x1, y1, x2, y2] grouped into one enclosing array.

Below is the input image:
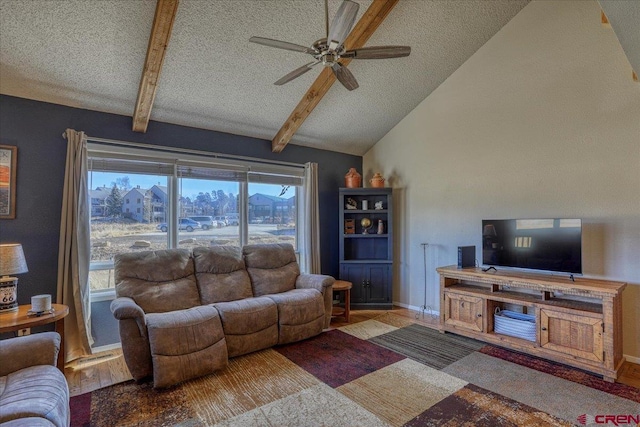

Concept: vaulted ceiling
[[2, 0, 551, 155]]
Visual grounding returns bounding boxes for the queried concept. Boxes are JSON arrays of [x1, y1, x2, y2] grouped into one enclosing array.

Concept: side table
[[332, 280, 352, 323], [0, 304, 69, 370]]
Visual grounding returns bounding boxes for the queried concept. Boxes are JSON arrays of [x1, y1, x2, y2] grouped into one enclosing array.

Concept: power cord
[[416, 243, 438, 320]]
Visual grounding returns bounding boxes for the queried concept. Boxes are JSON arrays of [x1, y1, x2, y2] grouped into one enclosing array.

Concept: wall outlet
[[17, 328, 30, 336]]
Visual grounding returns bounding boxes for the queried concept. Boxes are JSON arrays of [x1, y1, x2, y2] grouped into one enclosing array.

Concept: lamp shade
[[483, 225, 497, 237], [0, 243, 28, 276]]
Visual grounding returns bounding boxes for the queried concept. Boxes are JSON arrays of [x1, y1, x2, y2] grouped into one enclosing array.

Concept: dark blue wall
[[0, 94, 361, 313]]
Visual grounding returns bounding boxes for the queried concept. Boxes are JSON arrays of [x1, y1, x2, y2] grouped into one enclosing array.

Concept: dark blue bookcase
[[339, 188, 393, 309]]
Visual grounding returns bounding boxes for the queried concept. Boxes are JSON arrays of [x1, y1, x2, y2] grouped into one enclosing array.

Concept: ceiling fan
[[249, 0, 411, 91]]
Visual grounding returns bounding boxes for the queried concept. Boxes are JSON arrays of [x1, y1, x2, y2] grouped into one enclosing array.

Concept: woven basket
[[494, 309, 536, 342]]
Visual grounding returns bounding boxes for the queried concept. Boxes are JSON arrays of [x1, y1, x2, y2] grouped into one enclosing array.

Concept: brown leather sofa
[[111, 243, 334, 388], [0, 332, 70, 427]]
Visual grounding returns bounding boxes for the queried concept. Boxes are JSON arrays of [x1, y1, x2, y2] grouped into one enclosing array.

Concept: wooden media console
[[437, 266, 626, 382]]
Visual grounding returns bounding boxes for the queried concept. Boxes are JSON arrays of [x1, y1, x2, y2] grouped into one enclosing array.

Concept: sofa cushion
[[243, 243, 299, 296], [193, 246, 253, 303], [266, 289, 324, 326], [146, 305, 228, 388], [115, 249, 200, 313], [213, 297, 279, 357], [0, 417, 56, 426], [265, 289, 325, 344], [0, 365, 69, 427]]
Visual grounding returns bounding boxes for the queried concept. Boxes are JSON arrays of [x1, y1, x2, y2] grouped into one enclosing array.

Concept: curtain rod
[[83, 135, 305, 169]]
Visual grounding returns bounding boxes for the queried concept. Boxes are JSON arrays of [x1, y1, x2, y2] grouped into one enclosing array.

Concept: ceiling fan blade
[[342, 45, 411, 59], [327, 0, 359, 51], [249, 37, 316, 55], [274, 62, 319, 86], [332, 63, 359, 91]]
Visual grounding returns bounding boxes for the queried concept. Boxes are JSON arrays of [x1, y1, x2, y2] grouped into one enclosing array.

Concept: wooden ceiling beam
[[600, 10, 611, 28], [132, 0, 179, 133], [271, 0, 399, 153]]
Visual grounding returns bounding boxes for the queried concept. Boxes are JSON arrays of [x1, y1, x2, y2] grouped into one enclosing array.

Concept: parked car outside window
[[226, 214, 239, 226], [214, 216, 229, 226], [188, 216, 222, 230], [156, 218, 202, 232]]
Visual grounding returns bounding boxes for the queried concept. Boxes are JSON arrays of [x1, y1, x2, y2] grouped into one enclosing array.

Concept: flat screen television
[[482, 219, 582, 274]]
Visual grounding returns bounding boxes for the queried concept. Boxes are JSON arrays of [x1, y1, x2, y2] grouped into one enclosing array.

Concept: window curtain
[[301, 162, 321, 273], [57, 129, 93, 362]]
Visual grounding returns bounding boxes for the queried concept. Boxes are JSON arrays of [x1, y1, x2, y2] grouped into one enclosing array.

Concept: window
[[88, 171, 169, 294], [248, 183, 296, 248], [87, 143, 305, 296], [177, 177, 241, 246]]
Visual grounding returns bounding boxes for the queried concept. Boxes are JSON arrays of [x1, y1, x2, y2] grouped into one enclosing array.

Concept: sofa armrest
[[111, 297, 147, 338], [296, 274, 335, 329], [0, 332, 60, 376], [110, 297, 154, 380], [295, 274, 335, 294]]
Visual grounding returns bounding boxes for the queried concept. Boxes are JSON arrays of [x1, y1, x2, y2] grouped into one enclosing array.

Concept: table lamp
[[0, 243, 28, 312]]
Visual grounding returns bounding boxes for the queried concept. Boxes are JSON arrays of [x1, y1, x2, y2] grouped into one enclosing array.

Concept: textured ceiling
[[599, 0, 640, 78], [0, 0, 530, 155]]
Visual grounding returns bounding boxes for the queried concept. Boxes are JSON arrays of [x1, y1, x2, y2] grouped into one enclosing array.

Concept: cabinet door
[[443, 292, 484, 332], [341, 264, 368, 303], [367, 264, 390, 304], [540, 309, 603, 363], [340, 263, 391, 304]]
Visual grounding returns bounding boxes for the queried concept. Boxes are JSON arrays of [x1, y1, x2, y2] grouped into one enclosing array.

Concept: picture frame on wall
[[0, 145, 17, 219]]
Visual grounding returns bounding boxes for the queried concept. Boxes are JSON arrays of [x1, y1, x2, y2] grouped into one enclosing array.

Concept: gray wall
[[0, 95, 361, 345], [363, 1, 640, 359]]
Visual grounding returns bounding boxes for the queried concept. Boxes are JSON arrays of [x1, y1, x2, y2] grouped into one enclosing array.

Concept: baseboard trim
[[393, 301, 440, 318], [624, 354, 640, 364]]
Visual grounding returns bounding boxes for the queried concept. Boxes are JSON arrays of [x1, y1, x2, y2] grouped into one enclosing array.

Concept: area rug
[[71, 316, 639, 427], [369, 323, 486, 369]]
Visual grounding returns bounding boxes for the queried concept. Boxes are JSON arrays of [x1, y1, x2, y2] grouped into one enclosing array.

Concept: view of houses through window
[[89, 171, 298, 293]]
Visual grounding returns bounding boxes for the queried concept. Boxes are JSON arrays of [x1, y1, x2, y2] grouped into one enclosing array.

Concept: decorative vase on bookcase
[[344, 168, 362, 188], [369, 172, 385, 188]]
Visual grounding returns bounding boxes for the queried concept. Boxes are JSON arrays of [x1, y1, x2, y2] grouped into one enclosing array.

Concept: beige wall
[[364, 1, 640, 359]]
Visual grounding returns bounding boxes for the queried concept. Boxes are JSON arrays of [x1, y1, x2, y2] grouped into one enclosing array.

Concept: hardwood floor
[[65, 307, 638, 397], [65, 348, 132, 397], [618, 359, 640, 389]]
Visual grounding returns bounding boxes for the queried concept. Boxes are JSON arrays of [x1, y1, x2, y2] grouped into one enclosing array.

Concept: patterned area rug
[[369, 323, 485, 369], [71, 314, 639, 426]]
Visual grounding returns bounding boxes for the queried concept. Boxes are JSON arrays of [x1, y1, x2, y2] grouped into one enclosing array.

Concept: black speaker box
[[458, 246, 475, 268]]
